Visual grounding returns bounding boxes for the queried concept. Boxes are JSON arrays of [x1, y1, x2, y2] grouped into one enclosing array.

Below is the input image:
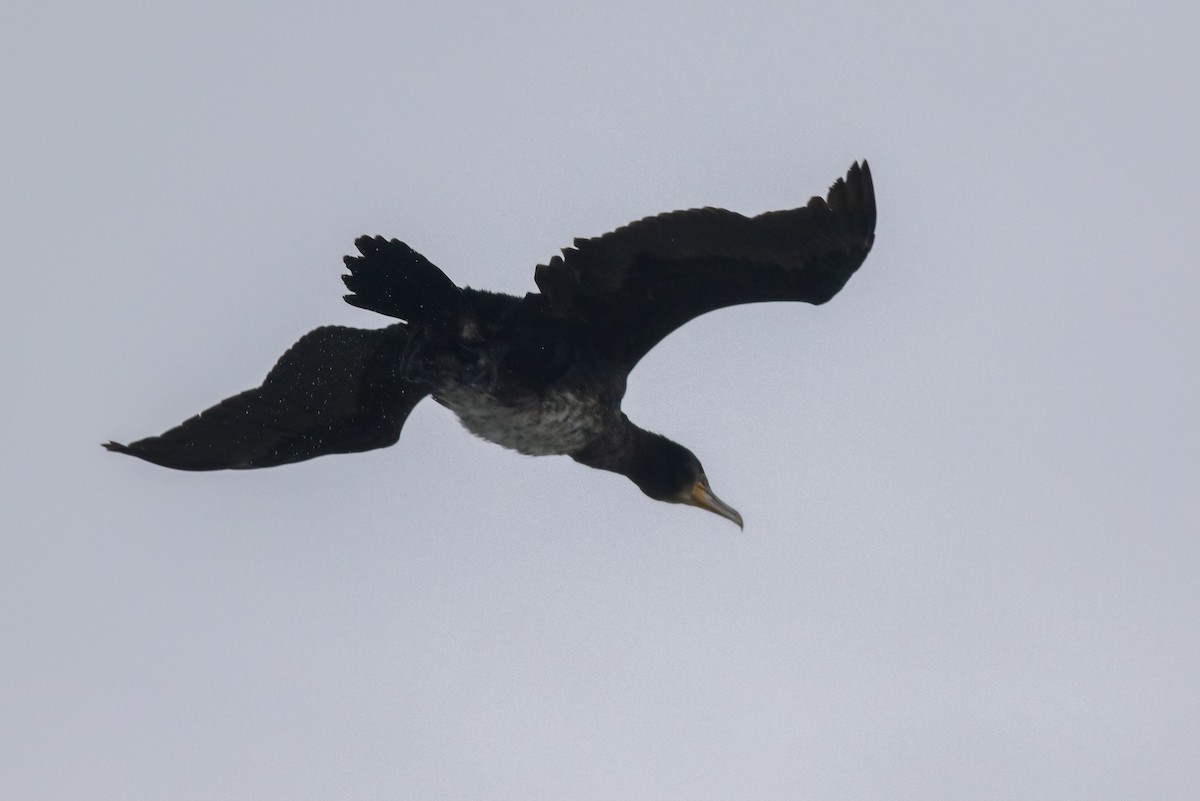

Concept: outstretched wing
[[104, 325, 426, 470], [533, 161, 876, 370]]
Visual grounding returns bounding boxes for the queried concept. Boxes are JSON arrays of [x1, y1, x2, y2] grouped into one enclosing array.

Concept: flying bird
[[105, 161, 876, 527]]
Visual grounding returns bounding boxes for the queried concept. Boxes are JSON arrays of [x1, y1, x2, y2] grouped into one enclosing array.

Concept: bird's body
[[435, 378, 618, 458], [106, 162, 877, 527]]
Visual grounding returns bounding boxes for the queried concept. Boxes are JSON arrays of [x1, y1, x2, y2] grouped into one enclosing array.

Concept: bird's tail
[[342, 236, 466, 334]]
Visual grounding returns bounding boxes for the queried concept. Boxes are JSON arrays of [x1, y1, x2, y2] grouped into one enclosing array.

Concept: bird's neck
[[570, 415, 679, 490], [571, 414, 649, 473]]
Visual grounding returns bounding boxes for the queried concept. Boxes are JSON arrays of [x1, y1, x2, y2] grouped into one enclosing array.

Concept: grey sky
[[3, 1, 1198, 798]]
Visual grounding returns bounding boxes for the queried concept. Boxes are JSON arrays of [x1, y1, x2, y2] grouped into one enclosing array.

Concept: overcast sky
[[3, 1, 1198, 799]]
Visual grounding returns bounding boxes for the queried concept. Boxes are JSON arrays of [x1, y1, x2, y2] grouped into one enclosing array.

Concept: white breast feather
[[434, 386, 607, 456]]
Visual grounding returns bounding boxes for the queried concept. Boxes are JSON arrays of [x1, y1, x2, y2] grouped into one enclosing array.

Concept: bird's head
[[627, 434, 743, 529]]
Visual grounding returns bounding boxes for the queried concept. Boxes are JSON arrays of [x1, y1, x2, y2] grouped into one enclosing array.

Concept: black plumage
[[106, 161, 877, 527]]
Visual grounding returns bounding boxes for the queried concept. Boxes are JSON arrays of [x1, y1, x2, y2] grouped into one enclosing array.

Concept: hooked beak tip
[[690, 480, 744, 530]]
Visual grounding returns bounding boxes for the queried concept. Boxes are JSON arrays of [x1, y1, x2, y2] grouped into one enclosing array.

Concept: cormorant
[[105, 161, 876, 527]]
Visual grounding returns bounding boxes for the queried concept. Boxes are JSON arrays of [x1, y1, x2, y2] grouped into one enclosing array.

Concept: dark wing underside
[[533, 161, 876, 370], [105, 325, 426, 470]]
